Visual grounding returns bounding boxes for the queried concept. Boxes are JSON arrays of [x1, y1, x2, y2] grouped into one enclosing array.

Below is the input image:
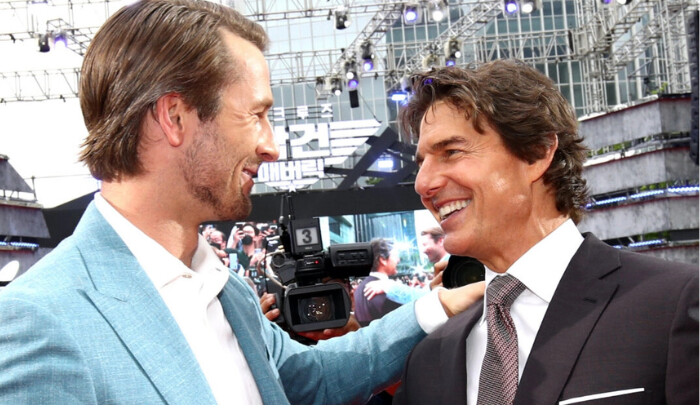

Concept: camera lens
[[299, 296, 334, 323], [442, 256, 485, 288]]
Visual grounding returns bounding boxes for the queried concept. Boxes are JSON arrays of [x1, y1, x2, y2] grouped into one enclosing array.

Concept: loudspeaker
[[349, 89, 359, 108]]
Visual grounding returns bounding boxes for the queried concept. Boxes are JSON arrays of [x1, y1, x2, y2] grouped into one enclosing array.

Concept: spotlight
[[503, 0, 518, 16], [520, 0, 542, 14], [53, 31, 68, 49], [345, 61, 359, 90], [428, 0, 448, 22], [444, 38, 462, 66], [38, 33, 50, 52], [377, 155, 394, 170], [389, 90, 409, 102], [403, 3, 421, 25], [422, 52, 440, 69], [331, 77, 343, 96], [600, 0, 613, 4], [616, 0, 633, 4], [334, 7, 350, 30], [360, 41, 375, 72]]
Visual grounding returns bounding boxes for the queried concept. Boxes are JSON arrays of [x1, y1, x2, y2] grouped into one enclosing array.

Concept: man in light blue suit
[[0, 0, 484, 404]]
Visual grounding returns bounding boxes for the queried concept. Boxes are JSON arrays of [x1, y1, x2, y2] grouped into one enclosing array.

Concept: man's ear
[[153, 93, 192, 147], [528, 133, 558, 183]]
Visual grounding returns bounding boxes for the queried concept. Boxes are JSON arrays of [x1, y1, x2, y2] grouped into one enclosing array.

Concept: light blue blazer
[[0, 202, 426, 404]]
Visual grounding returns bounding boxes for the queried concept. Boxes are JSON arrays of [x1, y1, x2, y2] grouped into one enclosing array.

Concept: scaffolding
[[0, 0, 696, 115]]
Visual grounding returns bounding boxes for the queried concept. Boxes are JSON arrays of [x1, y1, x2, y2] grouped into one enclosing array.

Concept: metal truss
[[0, 0, 697, 115], [572, 0, 697, 114], [0, 67, 79, 102]]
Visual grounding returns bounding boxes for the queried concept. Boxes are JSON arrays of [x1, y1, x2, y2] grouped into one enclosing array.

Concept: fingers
[[264, 309, 280, 321], [296, 315, 360, 341], [260, 292, 279, 321], [437, 281, 486, 317]]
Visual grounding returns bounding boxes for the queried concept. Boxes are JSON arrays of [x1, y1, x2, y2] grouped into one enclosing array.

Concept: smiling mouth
[[438, 199, 471, 221]]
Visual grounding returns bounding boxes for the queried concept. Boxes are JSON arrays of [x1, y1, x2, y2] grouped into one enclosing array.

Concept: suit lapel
[[440, 299, 484, 404], [218, 277, 289, 404], [515, 234, 620, 404], [76, 203, 216, 404]]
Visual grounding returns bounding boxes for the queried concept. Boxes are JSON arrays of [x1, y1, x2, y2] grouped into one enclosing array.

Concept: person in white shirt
[[353, 238, 403, 326], [362, 226, 449, 304], [393, 60, 698, 405], [0, 0, 485, 405]]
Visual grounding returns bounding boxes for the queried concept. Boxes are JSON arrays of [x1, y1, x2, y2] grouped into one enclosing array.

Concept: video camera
[[263, 215, 373, 333], [442, 255, 485, 288]]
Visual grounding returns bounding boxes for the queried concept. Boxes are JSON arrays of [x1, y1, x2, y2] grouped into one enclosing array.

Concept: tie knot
[[487, 275, 525, 308]]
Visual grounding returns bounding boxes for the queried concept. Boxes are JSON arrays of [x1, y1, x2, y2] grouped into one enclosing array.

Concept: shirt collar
[[93, 193, 228, 292], [483, 219, 584, 311]]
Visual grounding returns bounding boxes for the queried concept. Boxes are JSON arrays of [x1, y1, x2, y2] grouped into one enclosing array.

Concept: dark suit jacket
[[394, 234, 699, 405], [354, 275, 402, 327]]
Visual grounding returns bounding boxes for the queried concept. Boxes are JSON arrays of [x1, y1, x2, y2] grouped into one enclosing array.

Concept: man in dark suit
[[393, 60, 698, 405], [354, 238, 403, 327]]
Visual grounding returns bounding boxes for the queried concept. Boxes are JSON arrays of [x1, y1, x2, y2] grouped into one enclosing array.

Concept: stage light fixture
[[520, 0, 541, 14], [444, 38, 462, 67], [38, 33, 50, 52], [389, 90, 409, 102], [428, 0, 448, 22], [360, 41, 375, 72], [422, 52, 440, 69], [331, 77, 343, 96], [334, 7, 350, 30], [53, 31, 68, 49], [616, 0, 633, 4], [600, 0, 613, 4], [345, 60, 359, 90], [503, 0, 518, 16], [403, 3, 421, 25]]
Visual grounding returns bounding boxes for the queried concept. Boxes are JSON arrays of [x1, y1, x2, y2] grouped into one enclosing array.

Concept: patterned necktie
[[477, 274, 526, 405]]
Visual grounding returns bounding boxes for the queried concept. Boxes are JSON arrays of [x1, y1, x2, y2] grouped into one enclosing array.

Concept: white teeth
[[438, 200, 470, 220]]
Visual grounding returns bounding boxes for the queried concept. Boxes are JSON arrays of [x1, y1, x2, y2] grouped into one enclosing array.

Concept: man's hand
[[429, 260, 447, 289], [296, 315, 361, 341], [260, 292, 280, 321], [363, 279, 394, 300], [437, 281, 486, 317]]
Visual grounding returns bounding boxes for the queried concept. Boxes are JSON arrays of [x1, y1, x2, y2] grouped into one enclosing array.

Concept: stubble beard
[[181, 123, 252, 222]]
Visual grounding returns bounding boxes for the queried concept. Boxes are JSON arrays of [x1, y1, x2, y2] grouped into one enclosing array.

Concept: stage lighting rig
[[37, 33, 51, 52], [403, 3, 422, 25], [444, 38, 462, 66], [330, 77, 343, 96], [503, 0, 519, 16], [360, 41, 375, 72], [422, 52, 440, 69], [334, 6, 350, 30], [520, 0, 542, 14], [345, 60, 359, 90], [53, 31, 68, 49], [428, 0, 448, 22]]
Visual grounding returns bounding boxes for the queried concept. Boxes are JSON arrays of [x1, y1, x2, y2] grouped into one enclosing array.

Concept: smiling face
[[379, 248, 401, 276], [420, 234, 444, 264], [414, 101, 535, 271], [181, 31, 278, 222]]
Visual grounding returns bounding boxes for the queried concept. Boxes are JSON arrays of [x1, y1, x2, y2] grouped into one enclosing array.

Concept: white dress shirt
[[94, 194, 262, 405], [466, 219, 584, 404], [94, 194, 449, 404]]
